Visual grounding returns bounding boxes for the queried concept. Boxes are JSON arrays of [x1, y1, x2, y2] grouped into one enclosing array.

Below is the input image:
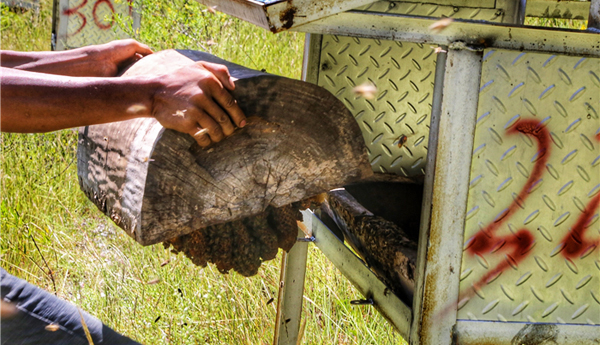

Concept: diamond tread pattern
[[458, 49, 600, 325]]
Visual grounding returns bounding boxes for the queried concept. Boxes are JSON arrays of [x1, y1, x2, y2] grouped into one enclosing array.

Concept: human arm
[[0, 61, 246, 146], [0, 39, 153, 77]]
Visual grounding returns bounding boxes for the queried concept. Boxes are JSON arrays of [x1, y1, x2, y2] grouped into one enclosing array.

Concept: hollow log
[[77, 49, 372, 246], [323, 188, 418, 303]]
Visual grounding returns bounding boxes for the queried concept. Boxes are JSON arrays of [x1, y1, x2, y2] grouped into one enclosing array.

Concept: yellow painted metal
[[357, 1, 506, 23], [317, 35, 438, 177], [458, 49, 600, 325], [55, 0, 138, 50]]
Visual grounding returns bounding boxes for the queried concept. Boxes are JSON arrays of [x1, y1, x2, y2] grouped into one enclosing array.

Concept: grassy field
[[1, 1, 404, 344], [1, 1, 586, 344]]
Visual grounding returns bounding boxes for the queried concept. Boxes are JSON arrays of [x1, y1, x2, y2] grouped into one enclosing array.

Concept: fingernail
[[239, 120, 246, 128], [229, 77, 235, 89]]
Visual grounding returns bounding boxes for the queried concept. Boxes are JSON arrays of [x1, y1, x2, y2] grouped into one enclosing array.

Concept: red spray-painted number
[[559, 132, 600, 259], [92, 0, 115, 30], [464, 120, 548, 290], [63, 0, 133, 36], [462, 120, 599, 299], [62, 0, 88, 36]]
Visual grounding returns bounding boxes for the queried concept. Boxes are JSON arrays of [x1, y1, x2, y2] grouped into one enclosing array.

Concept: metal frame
[[293, 11, 600, 57], [410, 48, 483, 345], [275, 6, 599, 345], [193, 0, 376, 32], [273, 229, 309, 345], [455, 321, 600, 344], [590, 0, 600, 29], [309, 211, 413, 338]]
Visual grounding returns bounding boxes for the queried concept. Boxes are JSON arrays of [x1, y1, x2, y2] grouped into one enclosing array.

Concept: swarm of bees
[[164, 203, 303, 276]]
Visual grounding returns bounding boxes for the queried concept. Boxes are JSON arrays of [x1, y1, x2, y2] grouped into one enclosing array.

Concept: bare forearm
[[0, 40, 153, 77], [1, 67, 159, 133], [0, 48, 108, 77]]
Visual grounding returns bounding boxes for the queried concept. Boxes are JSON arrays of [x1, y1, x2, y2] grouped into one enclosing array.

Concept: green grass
[[1, 1, 404, 344]]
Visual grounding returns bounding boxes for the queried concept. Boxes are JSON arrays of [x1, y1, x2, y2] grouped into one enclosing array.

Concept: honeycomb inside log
[[163, 203, 303, 277]]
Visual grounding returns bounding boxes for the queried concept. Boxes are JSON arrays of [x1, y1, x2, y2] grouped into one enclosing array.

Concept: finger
[[198, 61, 235, 90], [209, 84, 247, 128], [132, 41, 153, 56], [189, 127, 211, 147], [188, 107, 225, 143], [198, 98, 236, 136]]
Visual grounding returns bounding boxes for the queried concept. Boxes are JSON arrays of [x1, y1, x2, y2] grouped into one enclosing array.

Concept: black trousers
[[1, 268, 141, 345]]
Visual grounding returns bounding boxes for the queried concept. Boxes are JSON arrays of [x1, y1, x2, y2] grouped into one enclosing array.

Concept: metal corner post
[[273, 229, 309, 345], [589, 0, 600, 29], [301, 33, 323, 85], [410, 48, 483, 345], [409, 45, 447, 345]]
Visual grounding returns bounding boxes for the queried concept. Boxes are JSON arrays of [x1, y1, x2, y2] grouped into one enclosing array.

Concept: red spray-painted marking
[[442, 120, 599, 319], [559, 132, 600, 258], [63, 0, 120, 36], [92, 0, 115, 30], [127, 0, 133, 16], [463, 119, 549, 295], [63, 0, 88, 37]]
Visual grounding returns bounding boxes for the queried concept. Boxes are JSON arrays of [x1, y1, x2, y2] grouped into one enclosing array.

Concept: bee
[[45, 324, 60, 332], [431, 46, 447, 54], [429, 17, 453, 34], [396, 135, 408, 148], [352, 82, 377, 100], [146, 277, 161, 285]]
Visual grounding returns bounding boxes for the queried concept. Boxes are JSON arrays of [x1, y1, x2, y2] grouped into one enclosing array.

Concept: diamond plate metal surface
[[458, 49, 600, 324], [317, 35, 437, 177], [356, 1, 506, 23], [56, 0, 138, 50]]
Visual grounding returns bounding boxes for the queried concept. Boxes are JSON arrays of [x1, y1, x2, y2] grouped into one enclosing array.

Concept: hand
[[87, 39, 153, 77], [151, 61, 246, 147]]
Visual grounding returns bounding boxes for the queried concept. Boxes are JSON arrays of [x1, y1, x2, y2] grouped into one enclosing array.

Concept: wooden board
[[77, 49, 372, 245]]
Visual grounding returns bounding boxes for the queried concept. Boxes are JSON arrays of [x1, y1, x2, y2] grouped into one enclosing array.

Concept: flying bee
[[352, 82, 377, 100], [429, 17, 453, 34]]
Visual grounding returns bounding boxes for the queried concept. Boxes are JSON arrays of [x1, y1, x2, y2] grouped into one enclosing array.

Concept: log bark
[[77, 49, 372, 245], [323, 188, 418, 303]]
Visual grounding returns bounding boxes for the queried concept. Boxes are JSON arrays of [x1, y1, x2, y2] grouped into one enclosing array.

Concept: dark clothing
[[1, 268, 140, 345]]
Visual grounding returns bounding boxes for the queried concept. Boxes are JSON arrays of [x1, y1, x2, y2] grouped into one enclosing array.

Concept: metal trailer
[[195, 1, 600, 344]]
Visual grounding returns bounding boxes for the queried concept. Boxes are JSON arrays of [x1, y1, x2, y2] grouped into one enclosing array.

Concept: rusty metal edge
[[292, 11, 600, 57], [412, 48, 483, 345], [193, 0, 270, 29], [454, 320, 600, 345], [194, 0, 378, 33], [409, 44, 447, 345]]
